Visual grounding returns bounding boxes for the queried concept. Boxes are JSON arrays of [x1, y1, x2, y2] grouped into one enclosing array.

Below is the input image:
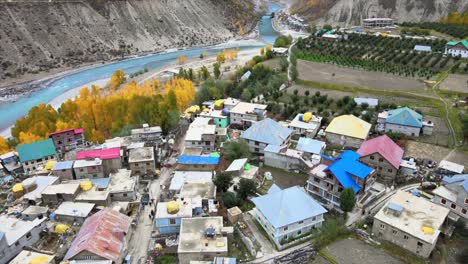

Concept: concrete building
[[0, 215, 47, 264], [288, 113, 322, 138], [52, 160, 75, 181], [16, 139, 57, 173], [445, 40, 468, 58], [54, 201, 95, 224], [325, 115, 371, 149], [223, 97, 240, 110], [155, 200, 193, 234], [108, 169, 138, 201], [436, 160, 465, 177], [21, 205, 48, 221], [362, 18, 393, 27], [21, 176, 59, 205], [73, 158, 105, 179], [9, 250, 55, 264], [75, 184, 110, 207], [177, 155, 219, 171], [0, 151, 22, 174], [169, 171, 214, 194], [185, 117, 217, 153], [264, 145, 315, 171], [131, 123, 163, 144], [432, 174, 468, 221], [199, 109, 230, 128], [373, 190, 450, 258], [49, 128, 85, 153], [241, 118, 293, 155], [354, 97, 378, 108], [178, 217, 229, 264], [178, 181, 217, 200], [76, 147, 121, 175], [41, 183, 80, 206], [307, 151, 376, 207], [225, 158, 259, 192], [64, 208, 131, 263], [128, 146, 156, 178], [296, 137, 325, 160], [252, 185, 327, 248], [230, 102, 267, 127], [377, 107, 433, 137], [357, 135, 404, 184]]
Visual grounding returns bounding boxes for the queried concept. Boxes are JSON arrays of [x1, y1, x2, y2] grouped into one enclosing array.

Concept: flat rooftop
[[131, 126, 162, 135], [185, 117, 216, 141], [129, 147, 154, 163], [179, 181, 216, 199], [0, 215, 46, 245], [231, 102, 267, 115], [42, 183, 80, 195], [54, 202, 95, 217], [374, 190, 449, 244], [10, 250, 55, 264], [108, 169, 136, 194], [178, 216, 227, 253], [73, 158, 102, 168], [22, 205, 48, 215], [169, 171, 213, 191], [75, 186, 109, 202], [289, 113, 321, 130], [155, 200, 193, 219]]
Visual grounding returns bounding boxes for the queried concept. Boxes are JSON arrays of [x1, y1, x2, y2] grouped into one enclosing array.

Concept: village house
[[307, 151, 376, 207], [51, 160, 75, 181], [241, 118, 293, 155], [53, 201, 95, 224], [178, 217, 230, 264], [252, 185, 327, 248], [74, 182, 111, 206], [445, 39, 468, 58], [264, 145, 315, 171], [432, 174, 468, 221], [373, 190, 450, 258], [21, 205, 48, 221], [177, 155, 219, 171], [184, 117, 217, 153], [128, 146, 156, 178], [131, 123, 163, 144], [76, 147, 122, 175], [20, 176, 59, 205], [63, 208, 131, 263], [296, 137, 326, 160], [230, 102, 267, 127], [9, 250, 55, 264], [354, 97, 379, 108], [155, 200, 193, 234], [108, 169, 138, 201], [73, 158, 104, 179], [16, 139, 57, 173], [48, 128, 85, 153], [41, 183, 80, 206], [199, 108, 230, 128], [325, 115, 371, 149], [362, 17, 394, 27], [0, 215, 47, 264], [357, 135, 404, 184], [225, 158, 259, 192], [223, 97, 240, 110], [169, 171, 214, 194], [377, 107, 433, 137], [288, 113, 322, 138], [0, 151, 22, 174], [436, 160, 465, 177]]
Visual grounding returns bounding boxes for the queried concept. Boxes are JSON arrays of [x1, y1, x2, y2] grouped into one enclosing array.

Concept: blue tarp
[[178, 155, 219, 165], [442, 174, 468, 192]]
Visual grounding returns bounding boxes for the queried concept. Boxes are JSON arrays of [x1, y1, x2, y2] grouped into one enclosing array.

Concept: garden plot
[[440, 74, 468, 93]]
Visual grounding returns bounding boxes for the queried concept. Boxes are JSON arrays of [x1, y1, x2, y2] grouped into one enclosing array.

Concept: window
[[378, 167, 382, 171], [92, 166, 96, 169], [205, 141, 210, 145], [135, 163, 139, 167], [169, 218, 176, 225], [370, 156, 374, 160], [404, 235, 408, 240], [123, 193, 128, 197], [146, 162, 151, 166], [380, 224, 385, 229], [255, 141, 259, 146], [388, 169, 393, 173], [379, 158, 384, 162], [80, 168, 84, 172], [451, 203, 456, 209], [15, 241, 20, 247], [392, 229, 397, 235], [297, 230, 302, 235], [45, 157, 48, 161], [283, 226, 288, 231], [298, 221, 303, 225], [417, 241, 423, 247], [441, 198, 446, 204], [26, 232, 32, 239], [93, 174, 97, 178], [314, 177, 320, 183], [25, 161, 28, 165], [255, 148, 259, 152], [462, 208, 467, 215], [465, 198, 468, 204]]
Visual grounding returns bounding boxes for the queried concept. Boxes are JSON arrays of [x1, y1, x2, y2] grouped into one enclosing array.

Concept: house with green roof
[[445, 40, 468, 58], [16, 139, 57, 173], [377, 107, 433, 137]]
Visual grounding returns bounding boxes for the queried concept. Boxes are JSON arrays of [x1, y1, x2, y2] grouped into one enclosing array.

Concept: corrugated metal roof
[[325, 115, 371, 139], [447, 39, 468, 49], [178, 155, 219, 165], [264, 144, 283, 153], [52, 160, 75, 171], [226, 158, 248, 172], [76, 148, 120, 160], [16, 139, 56, 163], [241, 118, 292, 146], [252, 186, 327, 229], [357, 135, 404, 168], [386, 107, 423, 127], [64, 208, 131, 262], [354, 97, 379, 107], [296, 138, 325, 155], [49, 128, 84, 136], [414, 45, 432, 52]]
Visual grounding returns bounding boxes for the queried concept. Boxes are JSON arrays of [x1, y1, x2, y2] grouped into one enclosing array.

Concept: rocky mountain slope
[[291, 0, 468, 25], [0, 0, 257, 81]]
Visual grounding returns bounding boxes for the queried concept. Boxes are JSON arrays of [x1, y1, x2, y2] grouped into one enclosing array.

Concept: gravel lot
[[440, 74, 468, 93], [298, 60, 427, 92]]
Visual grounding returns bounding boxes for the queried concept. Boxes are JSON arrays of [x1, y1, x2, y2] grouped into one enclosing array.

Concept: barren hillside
[[291, 0, 468, 25], [0, 0, 257, 81]]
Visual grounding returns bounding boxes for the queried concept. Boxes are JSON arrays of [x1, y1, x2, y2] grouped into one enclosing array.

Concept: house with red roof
[[76, 148, 122, 176], [357, 135, 404, 184], [49, 128, 85, 153], [64, 208, 131, 263]]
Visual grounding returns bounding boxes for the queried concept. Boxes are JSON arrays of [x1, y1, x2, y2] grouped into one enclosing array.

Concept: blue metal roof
[[178, 155, 220, 165], [325, 150, 374, 193], [90, 178, 110, 189], [442, 174, 468, 192], [52, 160, 74, 170], [268, 184, 282, 194], [252, 186, 327, 229], [214, 257, 237, 264], [296, 138, 325, 155], [321, 154, 335, 161], [386, 107, 423, 128], [414, 45, 432, 52], [241, 118, 292, 146], [264, 144, 282, 153]]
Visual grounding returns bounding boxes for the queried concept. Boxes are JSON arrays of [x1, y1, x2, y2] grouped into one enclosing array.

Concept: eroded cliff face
[[291, 0, 467, 25], [0, 0, 257, 81]]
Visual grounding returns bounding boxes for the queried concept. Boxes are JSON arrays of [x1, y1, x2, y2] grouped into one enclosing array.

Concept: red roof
[[49, 128, 84, 136], [76, 148, 120, 160], [357, 135, 404, 169], [64, 208, 131, 262]]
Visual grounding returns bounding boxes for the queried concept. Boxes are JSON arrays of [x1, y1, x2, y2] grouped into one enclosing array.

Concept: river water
[[0, 2, 280, 133]]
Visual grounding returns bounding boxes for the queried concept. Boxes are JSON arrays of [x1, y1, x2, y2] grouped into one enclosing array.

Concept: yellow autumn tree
[[266, 44, 272, 51], [0, 137, 9, 155], [163, 78, 195, 112], [178, 55, 186, 65], [239, 25, 244, 36], [19, 132, 43, 144], [260, 48, 265, 56], [109, 69, 126, 90]]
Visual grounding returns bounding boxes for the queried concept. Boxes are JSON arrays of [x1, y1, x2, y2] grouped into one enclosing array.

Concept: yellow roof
[[325, 115, 371, 139], [44, 160, 56, 170], [12, 183, 24, 192], [54, 223, 70, 234]]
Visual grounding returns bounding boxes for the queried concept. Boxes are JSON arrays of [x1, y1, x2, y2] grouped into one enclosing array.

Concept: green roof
[[16, 139, 56, 163], [447, 39, 468, 49]]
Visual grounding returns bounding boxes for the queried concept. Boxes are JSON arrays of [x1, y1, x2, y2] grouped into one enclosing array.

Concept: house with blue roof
[[307, 150, 376, 207], [241, 118, 293, 154], [377, 107, 433, 137], [52, 160, 75, 181], [252, 185, 327, 248], [177, 155, 220, 171], [432, 174, 468, 221]]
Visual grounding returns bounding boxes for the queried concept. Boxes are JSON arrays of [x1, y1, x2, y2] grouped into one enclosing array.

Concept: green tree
[[213, 63, 221, 79], [221, 140, 251, 161], [201, 66, 210, 80], [340, 188, 356, 213], [323, 24, 333, 31], [222, 192, 241, 208], [213, 173, 233, 193], [237, 178, 256, 200], [279, 57, 289, 72]]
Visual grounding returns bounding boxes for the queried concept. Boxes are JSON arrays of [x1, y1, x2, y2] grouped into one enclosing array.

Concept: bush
[[313, 218, 350, 249], [214, 173, 233, 193], [222, 192, 241, 208]]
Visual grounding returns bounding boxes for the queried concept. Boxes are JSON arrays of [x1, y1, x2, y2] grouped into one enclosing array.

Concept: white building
[[362, 18, 393, 27], [445, 40, 468, 58], [169, 171, 214, 193], [128, 147, 156, 178], [53, 202, 95, 224], [288, 113, 322, 138], [131, 124, 163, 143], [432, 174, 467, 221], [73, 158, 104, 179], [9, 250, 55, 264], [230, 102, 267, 126], [377, 107, 433, 137], [108, 169, 138, 201], [184, 117, 216, 153]]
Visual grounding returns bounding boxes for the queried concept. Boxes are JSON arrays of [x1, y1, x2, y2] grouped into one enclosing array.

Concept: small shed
[[227, 206, 242, 224]]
